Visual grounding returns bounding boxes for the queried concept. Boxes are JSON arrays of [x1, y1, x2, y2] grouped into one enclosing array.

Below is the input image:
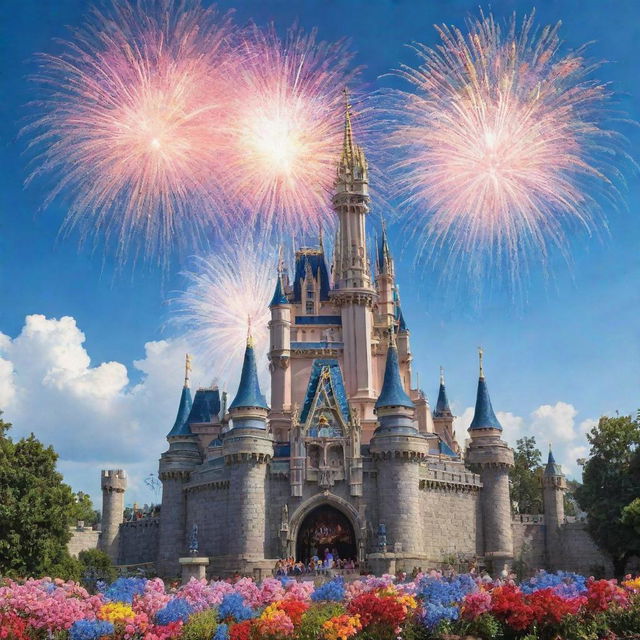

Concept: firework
[[226, 24, 361, 234], [24, 0, 236, 259], [387, 12, 625, 281], [174, 237, 277, 389]]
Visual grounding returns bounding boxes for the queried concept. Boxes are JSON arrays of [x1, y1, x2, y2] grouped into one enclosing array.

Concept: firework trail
[[24, 0, 236, 260], [226, 24, 361, 235], [387, 12, 626, 283], [174, 237, 277, 390]]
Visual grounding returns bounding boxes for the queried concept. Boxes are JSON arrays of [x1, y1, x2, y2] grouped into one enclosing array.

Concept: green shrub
[[48, 552, 82, 582], [78, 548, 117, 590], [182, 609, 218, 640], [297, 603, 346, 640]]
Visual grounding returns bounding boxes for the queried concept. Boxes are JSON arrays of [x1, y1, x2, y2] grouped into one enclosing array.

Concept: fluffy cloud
[[453, 400, 597, 479], [0, 314, 210, 507]]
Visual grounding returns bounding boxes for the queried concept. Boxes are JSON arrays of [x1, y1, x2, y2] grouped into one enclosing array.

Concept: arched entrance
[[295, 504, 357, 563]]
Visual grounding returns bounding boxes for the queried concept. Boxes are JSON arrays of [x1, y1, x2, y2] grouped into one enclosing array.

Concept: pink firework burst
[[24, 0, 236, 260], [226, 24, 362, 235], [387, 11, 627, 282]]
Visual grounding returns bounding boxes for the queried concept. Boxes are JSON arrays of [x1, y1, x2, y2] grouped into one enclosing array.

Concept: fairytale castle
[[99, 105, 612, 578]]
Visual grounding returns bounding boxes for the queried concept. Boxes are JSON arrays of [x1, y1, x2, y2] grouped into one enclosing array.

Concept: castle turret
[[375, 225, 395, 328], [433, 367, 457, 450], [543, 446, 566, 569], [370, 333, 428, 566], [331, 91, 376, 419], [99, 469, 127, 563], [269, 263, 292, 441], [223, 334, 273, 574], [465, 349, 514, 569], [158, 355, 201, 576]]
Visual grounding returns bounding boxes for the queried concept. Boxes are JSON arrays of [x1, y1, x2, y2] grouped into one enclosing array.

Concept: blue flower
[[417, 574, 475, 606], [70, 620, 115, 640], [422, 602, 459, 629], [213, 622, 229, 640], [156, 597, 194, 624], [311, 576, 345, 602], [217, 593, 254, 622], [520, 570, 587, 597], [102, 577, 148, 603]]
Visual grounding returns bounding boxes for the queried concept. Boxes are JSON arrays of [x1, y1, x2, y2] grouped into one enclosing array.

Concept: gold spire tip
[[478, 346, 484, 378], [247, 315, 255, 348], [440, 365, 445, 385], [184, 353, 192, 387]]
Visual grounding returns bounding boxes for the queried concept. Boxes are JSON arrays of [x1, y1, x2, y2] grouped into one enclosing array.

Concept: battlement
[[101, 469, 127, 492]]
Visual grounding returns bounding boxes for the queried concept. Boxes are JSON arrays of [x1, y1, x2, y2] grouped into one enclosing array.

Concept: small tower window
[[307, 288, 314, 300], [306, 301, 314, 314]]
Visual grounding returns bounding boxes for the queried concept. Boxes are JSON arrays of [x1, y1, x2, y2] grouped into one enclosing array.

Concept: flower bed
[[1, 571, 640, 639]]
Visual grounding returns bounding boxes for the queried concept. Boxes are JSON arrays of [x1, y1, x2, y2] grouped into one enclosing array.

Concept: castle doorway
[[295, 504, 357, 563]]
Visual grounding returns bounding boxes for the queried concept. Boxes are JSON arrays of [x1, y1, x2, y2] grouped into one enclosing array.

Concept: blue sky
[[0, 0, 638, 505]]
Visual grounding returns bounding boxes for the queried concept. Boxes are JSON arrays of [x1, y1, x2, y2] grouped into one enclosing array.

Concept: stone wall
[[417, 464, 482, 566], [512, 516, 546, 574], [118, 518, 160, 566], [67, 526, 100, 557]]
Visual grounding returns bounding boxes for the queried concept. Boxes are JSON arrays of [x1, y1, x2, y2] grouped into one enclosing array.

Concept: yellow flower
[[98, 602, 135, 624], [623, 577, 640, 592]]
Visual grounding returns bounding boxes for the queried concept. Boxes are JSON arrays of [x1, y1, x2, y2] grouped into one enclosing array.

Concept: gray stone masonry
[[99, 469, 126, 563]]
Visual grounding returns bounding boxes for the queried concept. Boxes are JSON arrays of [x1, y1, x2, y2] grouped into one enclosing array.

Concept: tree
[[70, 491, 100, 526], [575, 414, 640, 579], [0, 413, 79, 577], [510, 436, 543, 514]]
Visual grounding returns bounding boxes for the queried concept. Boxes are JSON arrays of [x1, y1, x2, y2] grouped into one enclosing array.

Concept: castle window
[[307, 289, 314, 300], [306, 301, 314, 314]]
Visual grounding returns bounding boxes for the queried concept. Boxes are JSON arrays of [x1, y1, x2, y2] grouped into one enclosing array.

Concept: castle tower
[[543, 446, 566, 569], [157, 355, 201, 576], [370, 332, 428, 566], [394, 290, 413, 399], [268, 264, 292, 442], [375, 226, 395, 328], [331, 91, 376, 414], [433, 367, 457, 450], [99, 469, 127, 563], [465, 349, 514, 569], [222, 334, 274, 574]]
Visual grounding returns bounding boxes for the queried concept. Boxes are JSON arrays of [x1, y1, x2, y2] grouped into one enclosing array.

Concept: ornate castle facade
[[99, 107, 611, 579]]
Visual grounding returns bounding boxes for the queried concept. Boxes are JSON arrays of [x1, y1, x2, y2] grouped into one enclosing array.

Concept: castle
[[99, 104, 613, 579]]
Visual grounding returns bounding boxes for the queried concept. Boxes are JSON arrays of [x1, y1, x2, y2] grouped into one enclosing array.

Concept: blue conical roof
[[270, 274, 288, 307], [377, 227, 392, 274], [375, 342, 414, 409], [434, 382, 451, 417], [167, 385, 194, 437], [545, 447, 563, 476], [229, 341, 268, 411], [468, 376, 502, 431]]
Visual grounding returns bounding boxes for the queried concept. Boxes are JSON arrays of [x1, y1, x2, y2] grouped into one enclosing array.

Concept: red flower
[[230, 620, 253, 640], [274, 599, 309, 627], [528, 588, 584, 625], [585, 579, 629, 613], [0, 612, 29, 640], [490, 585, 535, 631], [347, 592, 407, 629]]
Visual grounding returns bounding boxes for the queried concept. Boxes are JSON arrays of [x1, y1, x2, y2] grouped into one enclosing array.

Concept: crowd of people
[[275, 549, 358, 576]]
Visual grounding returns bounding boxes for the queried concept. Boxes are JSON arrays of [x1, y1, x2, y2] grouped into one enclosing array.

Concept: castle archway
[[294, 504, 357, 563]]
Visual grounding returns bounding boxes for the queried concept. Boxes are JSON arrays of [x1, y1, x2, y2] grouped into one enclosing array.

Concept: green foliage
[[510, 436, 543, 514], [575, 414, 640, 578], [70, 491, 100, 526], [454, 613, 502, 639], [0, 413, 78, 577], [182, 609, 218, 640], [297, 603, 346, 640], [399, 618, 431, 640], [622, 497, 640, 535], [78, 548, 117, 590]]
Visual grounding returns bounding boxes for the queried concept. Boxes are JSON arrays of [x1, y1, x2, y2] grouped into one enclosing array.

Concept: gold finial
[[318, 225, 324, 252], [440, 366, 445, 386], [247, 315, 255, 348], [184, 353, 192, 388], [389, 324, 397, 347], [478, 346, 484, 378], [342, 87, 354, 167]]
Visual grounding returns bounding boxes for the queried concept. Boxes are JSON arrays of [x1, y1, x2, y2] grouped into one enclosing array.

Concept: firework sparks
[[387, 12, 625, 281], [25, 0, 236, 259], [226, 24, 361, 234], [174, 237, 277, 389]]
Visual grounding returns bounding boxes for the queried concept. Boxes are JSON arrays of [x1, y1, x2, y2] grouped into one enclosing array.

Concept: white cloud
[[453, 400, 596, 481], [0, 315, 211, 507]]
